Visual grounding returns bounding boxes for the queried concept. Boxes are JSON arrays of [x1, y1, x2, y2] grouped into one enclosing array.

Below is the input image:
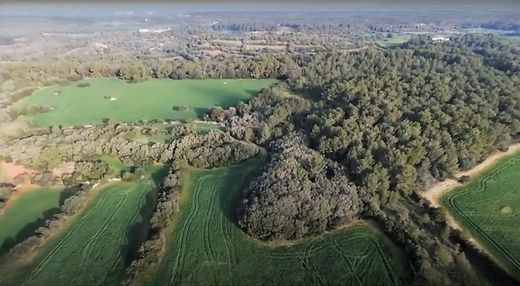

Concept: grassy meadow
[[15, 78, 277, 127], [149, 160, 409, 286], [442, 152, 520, 279], [376, 34, 411, 48], [0, 188, 62, 255]]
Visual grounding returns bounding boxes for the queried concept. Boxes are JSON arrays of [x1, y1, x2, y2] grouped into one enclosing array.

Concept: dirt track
[[422, 143, 520, 209], [420, 143, 520, 257]]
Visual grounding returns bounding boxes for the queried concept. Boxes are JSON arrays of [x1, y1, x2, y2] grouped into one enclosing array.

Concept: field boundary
[[422, 143, 520, 208], [441, 155, 520, 281]]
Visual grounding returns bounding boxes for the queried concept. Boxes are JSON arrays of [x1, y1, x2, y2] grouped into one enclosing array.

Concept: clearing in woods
[[149, 159, 409, 286], [14, 78, 277, 127], [441, 152, 520, 280], [0, 188, 62, 255], [0, 166, 165, 286]]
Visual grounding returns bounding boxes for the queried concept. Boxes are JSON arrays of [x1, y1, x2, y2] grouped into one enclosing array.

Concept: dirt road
[[422, 143, 520, 209]]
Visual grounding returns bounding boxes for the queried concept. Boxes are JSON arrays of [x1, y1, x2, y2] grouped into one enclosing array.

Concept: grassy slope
[[0, 166, 165, 286], [0, 188, 61, 254], [15, 78, 277, 127], [442, 152, 520, 279], [150, 159, 409, 286]]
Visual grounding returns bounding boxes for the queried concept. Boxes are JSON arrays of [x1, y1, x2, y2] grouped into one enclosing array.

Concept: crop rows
[[15, 181, 155, 286]]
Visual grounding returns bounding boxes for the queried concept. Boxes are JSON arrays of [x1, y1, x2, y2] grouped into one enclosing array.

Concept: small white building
[[432, 36, 450, 42]]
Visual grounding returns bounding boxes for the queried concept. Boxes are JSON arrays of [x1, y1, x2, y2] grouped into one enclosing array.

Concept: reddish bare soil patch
[[0, 161, 39, 184], [52, 162, 75, 178]]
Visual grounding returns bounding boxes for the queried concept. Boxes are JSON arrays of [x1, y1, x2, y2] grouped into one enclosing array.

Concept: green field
[[462, 28, 520, 43], [15, 78, 277, 127], [442, 152, 520, 279], [376, 34, 411, 48], [149, 160, 409, 286], [0, 173, 161, 286], [0, 188, 61, 254]]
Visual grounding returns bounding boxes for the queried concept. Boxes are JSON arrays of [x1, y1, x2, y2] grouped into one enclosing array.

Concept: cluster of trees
[[123, 163, 182, 286], [18, 104, 52, 116], [61, 160, 110, 185], [0, 123, 167, 168], [238, 136, 360, 240], [205, 86, 309, 144], [168, 129, 259, 169]]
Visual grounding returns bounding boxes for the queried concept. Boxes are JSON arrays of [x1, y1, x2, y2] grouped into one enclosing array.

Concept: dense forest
[[211, 34, 519, 284], [0, 33, 519, 285]]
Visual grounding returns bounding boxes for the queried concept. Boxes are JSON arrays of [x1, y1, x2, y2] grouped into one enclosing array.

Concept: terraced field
[[442, 152, 520, 279], [0, 188, 61, 255], [0, 178, 158, 286], [150, 160, 409, 286], [15, 78, 277, 127]]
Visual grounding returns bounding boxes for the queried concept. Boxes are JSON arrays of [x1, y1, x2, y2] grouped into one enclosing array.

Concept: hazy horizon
[[1, 0, 518, 9], [1, 1, 518, 18]]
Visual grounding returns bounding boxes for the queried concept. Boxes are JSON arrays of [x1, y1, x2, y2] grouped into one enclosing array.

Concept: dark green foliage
[[0, 183, 16, 209], [212, 35, 519, 285], [172, 105, 189, 112], [239, 138, 360, 240], [76, 82, 90, 88]]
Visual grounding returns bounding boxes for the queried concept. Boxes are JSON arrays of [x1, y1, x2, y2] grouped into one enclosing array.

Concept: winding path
[[420, 143, 520, 268], [422, 143, 520, 210]]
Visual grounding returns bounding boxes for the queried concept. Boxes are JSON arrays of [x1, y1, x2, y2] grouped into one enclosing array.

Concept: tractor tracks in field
[[169, 177, 204, 285], [421, 144, 520, 279], [21, 190, 108, 285], [296, 244, 328, 286], [331, 239, 363, 286], [201, 175, 219, 286]]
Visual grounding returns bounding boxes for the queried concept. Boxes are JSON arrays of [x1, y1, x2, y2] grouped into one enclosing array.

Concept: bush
[[77, 82, 91, 88], [458, 175, 471, 183], [172, 105, 189, 112]]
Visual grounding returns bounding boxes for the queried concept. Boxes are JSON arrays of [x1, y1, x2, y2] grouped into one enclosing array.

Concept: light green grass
[[0, 166, 165, 286], [461, 28, 520, 43], [442, 152, 520, 280], [0, 188, 61, 254], [149, 159, 409, 286], [376, 34, 411, 48], [15, 78, 277, 127]]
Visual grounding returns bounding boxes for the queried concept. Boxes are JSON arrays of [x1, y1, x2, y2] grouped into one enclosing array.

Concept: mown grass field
[[442, 152, 520, 279], [150, 160, 409, 286], [15, 78, 277, 127], [376, 34, 411, 48], [0, 168, 163, 286], [0, 188, 61, 255]]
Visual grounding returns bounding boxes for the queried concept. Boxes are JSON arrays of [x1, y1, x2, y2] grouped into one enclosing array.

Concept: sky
[[0, 0, 518, 16], [1, 0, 518, 7]]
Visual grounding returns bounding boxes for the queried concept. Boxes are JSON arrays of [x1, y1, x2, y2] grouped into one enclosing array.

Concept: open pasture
[[375, 34, 411, 48], [15, 78, 277, 127], [151, 160, 408, 286], [442, 153, 520, 279]]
